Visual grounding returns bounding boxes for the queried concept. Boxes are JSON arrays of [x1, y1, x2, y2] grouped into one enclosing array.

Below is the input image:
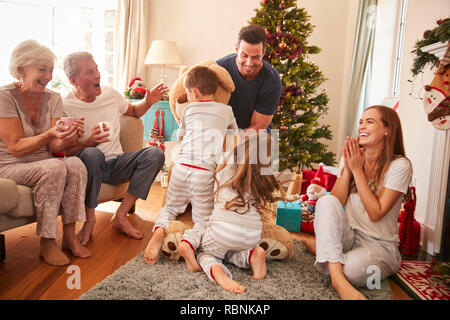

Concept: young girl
[[193, 132, 283, 294], [303, 105, 413, 300]]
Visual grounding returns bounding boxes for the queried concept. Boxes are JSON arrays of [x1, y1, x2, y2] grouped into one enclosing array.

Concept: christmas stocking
[[157, 111, 165, 152], [149, 110, 159, 147]]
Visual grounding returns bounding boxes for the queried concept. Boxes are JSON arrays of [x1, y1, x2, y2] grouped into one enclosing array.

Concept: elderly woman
[[0, 40, 91, 266]]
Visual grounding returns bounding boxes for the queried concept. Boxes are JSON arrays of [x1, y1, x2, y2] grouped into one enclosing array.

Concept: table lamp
[[145, 40, 182, 84]]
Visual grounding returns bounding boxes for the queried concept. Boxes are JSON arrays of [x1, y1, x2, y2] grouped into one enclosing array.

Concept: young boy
[[144, 66, 238, 271]]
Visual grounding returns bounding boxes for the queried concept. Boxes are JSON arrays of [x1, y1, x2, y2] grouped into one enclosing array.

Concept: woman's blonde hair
[[9, 40, 56, 80], [214, 132, 284, 214], [350, 105, 411, 197]]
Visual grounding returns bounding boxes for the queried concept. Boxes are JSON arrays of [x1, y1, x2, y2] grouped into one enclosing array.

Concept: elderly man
[[217, 24, 282, 132], [62, 51, 167, 245]]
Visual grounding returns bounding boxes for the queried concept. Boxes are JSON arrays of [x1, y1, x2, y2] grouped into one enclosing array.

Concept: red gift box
[[301, 169, 337, 194]]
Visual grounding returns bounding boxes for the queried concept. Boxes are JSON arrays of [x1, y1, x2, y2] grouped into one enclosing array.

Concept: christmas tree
[[250, 0, 335, 170]]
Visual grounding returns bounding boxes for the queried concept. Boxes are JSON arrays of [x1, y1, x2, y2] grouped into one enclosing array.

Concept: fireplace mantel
[[420, 41, 449, 255]]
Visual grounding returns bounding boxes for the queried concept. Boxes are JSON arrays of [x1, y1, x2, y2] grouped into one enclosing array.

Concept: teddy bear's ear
[[209, 64, 235, 93], [179, 66, 189, 77]]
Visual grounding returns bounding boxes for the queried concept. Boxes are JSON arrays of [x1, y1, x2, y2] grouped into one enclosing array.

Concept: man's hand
[[84, 123, 111, 147], [145, 83, 169, 106]]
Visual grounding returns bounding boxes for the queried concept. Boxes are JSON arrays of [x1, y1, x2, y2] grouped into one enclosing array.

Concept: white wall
[[398, 0, 449, 224], [145, 0, 359, 163]]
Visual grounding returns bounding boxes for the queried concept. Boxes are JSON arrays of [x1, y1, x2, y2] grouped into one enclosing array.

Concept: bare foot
[[62, 236, 92, 259], [250, 247, 267, 280], [301, 239, 316, 255], [39, 238, 70, 266], [211, 264, 246, 294], [76, 220, 96, 246], [333, 280, 367, 300], [144, 227, 165, 264], [110, 215, 143, 240], [178, 241, 201, 272]]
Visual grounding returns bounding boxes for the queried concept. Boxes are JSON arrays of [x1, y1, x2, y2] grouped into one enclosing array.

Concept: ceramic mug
[[97, 121, 114, 138], [56, 117, 78, 130]]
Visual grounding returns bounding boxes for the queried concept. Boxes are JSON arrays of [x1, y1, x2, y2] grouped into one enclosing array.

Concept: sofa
[[0, 115, 144, 261]]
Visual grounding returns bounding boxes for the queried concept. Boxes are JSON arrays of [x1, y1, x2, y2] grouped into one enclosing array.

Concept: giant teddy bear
[[158, 60, 294, 261]]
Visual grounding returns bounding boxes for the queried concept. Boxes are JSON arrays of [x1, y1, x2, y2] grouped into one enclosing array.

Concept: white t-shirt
[[62, 86, 129, 159], [176, 101, 238, 171], [339, 156, 413, 243]]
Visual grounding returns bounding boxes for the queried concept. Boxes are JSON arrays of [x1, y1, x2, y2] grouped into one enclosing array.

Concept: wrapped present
[[301, 167, 337, 194], [276, 201, 302, 232]]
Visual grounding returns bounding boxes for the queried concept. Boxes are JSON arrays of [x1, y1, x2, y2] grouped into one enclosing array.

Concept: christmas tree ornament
[[250, 0, 334, 169]]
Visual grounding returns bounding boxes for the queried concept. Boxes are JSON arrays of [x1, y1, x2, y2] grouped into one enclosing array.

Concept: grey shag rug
[[79, 240, 393, 300]]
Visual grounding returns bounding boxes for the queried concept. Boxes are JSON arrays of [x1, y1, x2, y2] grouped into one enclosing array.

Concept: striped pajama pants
[[197, 218, 262, 282], [153, 163, 215, 250]]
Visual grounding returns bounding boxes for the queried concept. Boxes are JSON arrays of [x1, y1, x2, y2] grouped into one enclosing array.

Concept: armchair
[[0, 115, 144, 261]]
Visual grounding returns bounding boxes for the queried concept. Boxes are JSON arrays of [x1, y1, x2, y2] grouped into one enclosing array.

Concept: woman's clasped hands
[[342, 136, 365, 174]]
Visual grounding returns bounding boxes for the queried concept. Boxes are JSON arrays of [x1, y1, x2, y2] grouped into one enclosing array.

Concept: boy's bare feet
[[144, 227, 165, 264], [39, 238, 70, 266], [62, 236, 92, 259], [250, 246, 267, 280], [110, 215, 143, 240], [178, 241, 201, 272], [211, 264, 246, 294]]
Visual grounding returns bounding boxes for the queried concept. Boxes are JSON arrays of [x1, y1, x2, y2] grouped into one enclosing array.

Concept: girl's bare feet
[[39, 238, 70, 266], [144, 227, 165, 264], [211, 264, 246, 294], [178, 241, 201, 272], [250, 247, 267, 280]]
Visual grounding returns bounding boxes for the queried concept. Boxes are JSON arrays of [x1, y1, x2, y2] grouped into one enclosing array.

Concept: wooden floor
[[0, 182, 411, 300]]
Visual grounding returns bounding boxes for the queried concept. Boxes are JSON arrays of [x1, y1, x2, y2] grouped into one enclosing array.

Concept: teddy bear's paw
[[259, 237, 290, 260], [160, 231, 184, 261]]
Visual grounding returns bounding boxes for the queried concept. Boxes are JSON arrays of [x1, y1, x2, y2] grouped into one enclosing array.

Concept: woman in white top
[[303, 105, 412, 299]]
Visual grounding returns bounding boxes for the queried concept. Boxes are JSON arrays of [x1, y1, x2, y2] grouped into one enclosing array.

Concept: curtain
[[344, 0, 377, 138], [113, 0, 150, 92]]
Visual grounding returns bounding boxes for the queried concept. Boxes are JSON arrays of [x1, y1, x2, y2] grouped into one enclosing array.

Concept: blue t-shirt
[[217, 53, 282, 131]]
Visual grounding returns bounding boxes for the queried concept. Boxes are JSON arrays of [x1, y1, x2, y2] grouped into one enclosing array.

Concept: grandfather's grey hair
[[63, 51, 94, 79]]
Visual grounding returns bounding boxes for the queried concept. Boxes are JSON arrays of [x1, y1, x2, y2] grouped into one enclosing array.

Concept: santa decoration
[[125, 77, 147, 100], [300, 164, 327, 214], [422, 41, 450, 131]]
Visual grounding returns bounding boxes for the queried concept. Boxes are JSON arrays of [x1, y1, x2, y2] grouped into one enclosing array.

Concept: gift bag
[[286, 163, 303, 196]]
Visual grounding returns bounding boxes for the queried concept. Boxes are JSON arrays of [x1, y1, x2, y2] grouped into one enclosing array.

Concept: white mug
[[97, 121, 114, 138]]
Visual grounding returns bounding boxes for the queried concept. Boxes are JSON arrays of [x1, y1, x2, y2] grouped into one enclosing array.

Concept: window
[[0, 0, 116, 95], [367, 0, 407, 107]]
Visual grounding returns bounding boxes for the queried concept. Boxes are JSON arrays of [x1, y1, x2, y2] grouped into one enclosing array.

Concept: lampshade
[[144, 40, 181, 66]]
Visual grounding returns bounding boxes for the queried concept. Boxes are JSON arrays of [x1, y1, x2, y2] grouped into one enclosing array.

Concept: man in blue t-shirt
[[217, 24, 282, 132]]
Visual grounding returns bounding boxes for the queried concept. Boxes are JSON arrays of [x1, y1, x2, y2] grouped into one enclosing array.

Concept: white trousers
[[153, 163, 215, 249], [314, 195, 401, 287], [197, 219, 261, 282]]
